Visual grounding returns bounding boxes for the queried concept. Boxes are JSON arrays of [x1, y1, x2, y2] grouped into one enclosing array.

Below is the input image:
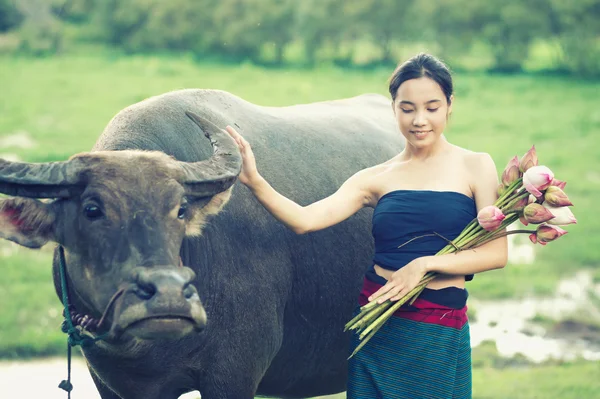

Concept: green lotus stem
[[471, 228, 536, 247], [449, 229, 486, 251], [496, 178, 523, 207], [467, 214, 519, 248], [346, 299, 394, 330], [409, 284, 427, 305], [445, 219, 479, 247], [344, 304, 381, 331], [351, 300, 394, 329], [501, 191, 530, 212], [348, 324, 380, 359], [359, 297, 381, 312], [348, 301, 395, 332], [359, 279, 432, 340], [347, 272, 436, 331]]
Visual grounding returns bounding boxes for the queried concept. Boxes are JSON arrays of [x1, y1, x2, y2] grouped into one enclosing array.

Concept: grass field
[[313, 359, 600, 399], [0, 52, 599, 396]]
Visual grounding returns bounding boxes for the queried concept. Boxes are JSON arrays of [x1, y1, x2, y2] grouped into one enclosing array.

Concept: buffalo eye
[[83, 204, 103, 220], [177, 205, 187, 220]]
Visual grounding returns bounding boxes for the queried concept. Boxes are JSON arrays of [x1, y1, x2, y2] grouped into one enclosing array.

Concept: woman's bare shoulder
[[450, 145, 494, 169]]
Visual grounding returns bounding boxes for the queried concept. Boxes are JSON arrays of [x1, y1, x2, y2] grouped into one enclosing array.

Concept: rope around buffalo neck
[[58, 246, 109, 398]]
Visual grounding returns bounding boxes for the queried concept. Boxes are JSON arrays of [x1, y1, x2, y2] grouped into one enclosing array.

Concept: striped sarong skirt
[[347, 278, 472, 399]]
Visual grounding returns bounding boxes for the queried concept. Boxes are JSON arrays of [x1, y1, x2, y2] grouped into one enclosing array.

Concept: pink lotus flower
[[523, 203, 554, 224], [529, 224, 568, 246], [519, 145, 538, 172], [544, 186, 573, 207], [523, 166, 554, 197], [550, 179, 567, 190], [477, 205, 506, 231], [542, 202, 577, 225], [502, 156, 522, 186]]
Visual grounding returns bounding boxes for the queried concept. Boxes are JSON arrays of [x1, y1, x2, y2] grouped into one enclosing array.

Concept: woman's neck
[[402, 135, 451, 161]]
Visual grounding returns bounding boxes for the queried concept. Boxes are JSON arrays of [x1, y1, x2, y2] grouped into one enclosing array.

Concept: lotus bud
[[477, 205, 506, 232], [508, 195, 529, 212], [542, 202, 577, 226], [532, 224, 568, 245], [501, 156, 522, 186], [528, 194, 536, 204], [544, 186, 573, 207], [529, 232, 537, 244], [519, 145, 538, 172], [550, 179, 566, 190], [520, 214, 529, 226], [523, 166, 554, 197], [523, 203, 554, 224]]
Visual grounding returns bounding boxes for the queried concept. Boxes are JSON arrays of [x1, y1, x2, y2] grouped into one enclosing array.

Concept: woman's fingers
[[225, 126, 243, 146], [225, 125, 239, 138], [369, 282, 401, 303], [376, 286, 403, 304], [226, 125, 253, 152], [369, 284, 391, 302], [391, 287, 410, 302]]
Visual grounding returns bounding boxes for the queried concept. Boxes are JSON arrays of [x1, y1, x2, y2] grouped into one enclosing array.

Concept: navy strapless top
[[366, 190, 477, 285]]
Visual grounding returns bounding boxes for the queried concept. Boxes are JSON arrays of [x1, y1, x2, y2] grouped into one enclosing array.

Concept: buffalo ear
[[185, 188, 233, 237], [0, 197, 56, 248]]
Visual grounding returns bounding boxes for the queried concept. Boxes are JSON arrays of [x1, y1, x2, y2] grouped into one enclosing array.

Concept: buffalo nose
[[132, 266, 198, 302]]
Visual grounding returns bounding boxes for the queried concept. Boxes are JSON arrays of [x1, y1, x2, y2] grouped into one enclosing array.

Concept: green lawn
[[0, 52, 599, 395], [302, 361, 600, 399]]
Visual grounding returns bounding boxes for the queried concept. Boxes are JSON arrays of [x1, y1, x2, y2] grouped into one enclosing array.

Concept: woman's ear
[[391, 100, 396, 115], [448, 95, 454, 117]]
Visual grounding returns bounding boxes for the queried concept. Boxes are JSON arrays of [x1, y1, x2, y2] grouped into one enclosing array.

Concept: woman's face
[[392, 77, 453, 150]]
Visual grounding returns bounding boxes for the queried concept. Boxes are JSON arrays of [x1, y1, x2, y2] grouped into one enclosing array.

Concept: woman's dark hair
[[388, 53, 453, 104]]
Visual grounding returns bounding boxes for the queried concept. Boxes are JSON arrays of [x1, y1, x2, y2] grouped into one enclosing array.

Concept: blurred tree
[[474, 0, 550, 72], [15, 0, 65, 55], [548, 0, 600, 77], [295, 0, 355, 65], [419, 0, 481, 64], [57, 0, 96, 23], [0, 0, 23, 32], [3, 0, 598, 76], [90, 0, 295, 63], [93, 0, 150, 48], [243, 0, 295, 65], [203, 0, 295, 64], [351, 0, 419, 65]]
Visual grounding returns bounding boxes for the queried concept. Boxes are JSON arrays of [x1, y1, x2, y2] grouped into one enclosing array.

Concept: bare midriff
[[373, 264, 466, 290]]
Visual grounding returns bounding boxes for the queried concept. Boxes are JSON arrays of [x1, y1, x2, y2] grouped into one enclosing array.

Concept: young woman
[[225, 53, 507, 399]]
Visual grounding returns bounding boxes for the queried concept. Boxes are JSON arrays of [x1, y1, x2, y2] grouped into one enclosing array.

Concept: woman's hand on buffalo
[[225, 125, 260, 187]]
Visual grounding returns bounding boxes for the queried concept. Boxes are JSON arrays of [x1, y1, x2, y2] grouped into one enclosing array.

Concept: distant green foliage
[[1, 0, 599, 76], [550, 0, 600, 77], [474, 0, 551, 73], [0, 0, 22, 32]]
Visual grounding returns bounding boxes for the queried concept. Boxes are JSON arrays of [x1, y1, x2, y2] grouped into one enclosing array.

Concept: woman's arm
[[369, 152, 508, 303], [226, 126, 374, 234]]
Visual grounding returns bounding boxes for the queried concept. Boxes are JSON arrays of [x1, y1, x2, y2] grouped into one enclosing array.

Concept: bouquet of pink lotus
[[345, 146, 576, 357]]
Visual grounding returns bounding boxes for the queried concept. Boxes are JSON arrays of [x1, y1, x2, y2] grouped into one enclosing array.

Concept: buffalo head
[[0, 112, 241, 340]]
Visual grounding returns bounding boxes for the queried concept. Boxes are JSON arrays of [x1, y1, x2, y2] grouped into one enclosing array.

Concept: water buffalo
[[0, 89, 402, 399]]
